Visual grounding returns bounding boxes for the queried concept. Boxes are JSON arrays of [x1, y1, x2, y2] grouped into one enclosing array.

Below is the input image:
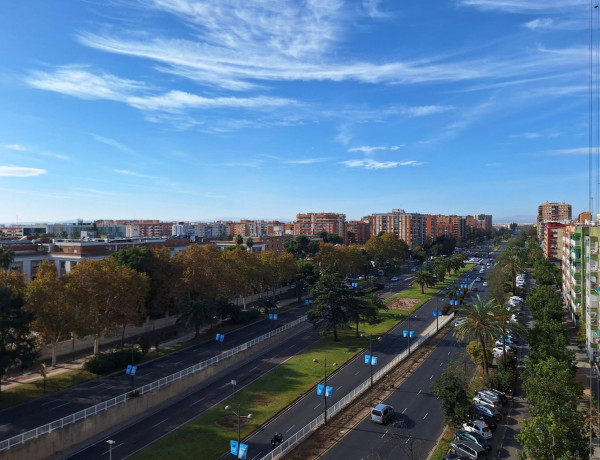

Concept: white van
[[371, 404, 394, 424]]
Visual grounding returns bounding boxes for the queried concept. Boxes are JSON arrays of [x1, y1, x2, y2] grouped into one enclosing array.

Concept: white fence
[[0, 315, 307, 453], [261, 314, 454, 460]]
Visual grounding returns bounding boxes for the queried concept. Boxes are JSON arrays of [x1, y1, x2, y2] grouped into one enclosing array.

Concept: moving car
[[482, 282, 488, 287], [390, 276, 399, 282], [471, 286, 478, 291], [371, 403, 394, 424]]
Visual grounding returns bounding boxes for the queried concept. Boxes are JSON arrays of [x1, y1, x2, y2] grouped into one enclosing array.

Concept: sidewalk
[[2, 295, 303, 394]]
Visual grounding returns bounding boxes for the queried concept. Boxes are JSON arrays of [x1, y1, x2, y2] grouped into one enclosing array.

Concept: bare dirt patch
[[386, 297, 419, 311]]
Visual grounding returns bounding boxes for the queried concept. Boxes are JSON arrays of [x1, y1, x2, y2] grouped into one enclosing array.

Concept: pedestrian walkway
[[2, 295, 303, 394]]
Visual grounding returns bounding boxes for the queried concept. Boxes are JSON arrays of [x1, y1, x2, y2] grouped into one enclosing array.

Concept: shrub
[[484, 360, 518, 393], [84, 347, 143, 375], [230, 309, 260, 324]]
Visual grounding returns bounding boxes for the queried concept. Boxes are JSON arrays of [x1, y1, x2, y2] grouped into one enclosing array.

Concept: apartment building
[[465, 214, 493, 235], [346, 220, 370, 245], [562, 224, 584, 324], [543, 221, 567, 262], [538, 201, 571, 240], [196, 222, 230, 239], [294, 213, 346, 243], [433, 215, 466, 241], [369, 209, 426, 248]]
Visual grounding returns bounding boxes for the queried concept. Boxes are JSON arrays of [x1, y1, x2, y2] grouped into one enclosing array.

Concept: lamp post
[[225, 404, 253, 457], [362, 334, 380, 387], [324, 357, 328, 424], [106, 439, 115, 460]]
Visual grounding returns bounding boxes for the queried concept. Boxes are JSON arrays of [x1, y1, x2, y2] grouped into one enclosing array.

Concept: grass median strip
[[132, 267, 472, 460]]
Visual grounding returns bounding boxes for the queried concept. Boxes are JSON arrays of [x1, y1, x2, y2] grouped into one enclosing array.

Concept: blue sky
[[0, 0, 592, 224]]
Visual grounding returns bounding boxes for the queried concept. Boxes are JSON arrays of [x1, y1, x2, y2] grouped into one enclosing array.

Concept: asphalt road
[[240, 268, 488, 460], [0, 306, 309, 441], [319, 326, 469, 460]]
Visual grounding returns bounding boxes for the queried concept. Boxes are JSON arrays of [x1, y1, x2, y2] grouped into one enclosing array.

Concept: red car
[[471, 286, 479, 291]]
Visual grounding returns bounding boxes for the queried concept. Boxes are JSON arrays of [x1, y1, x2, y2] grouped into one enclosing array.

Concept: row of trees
[[516, 256, 589, 458]]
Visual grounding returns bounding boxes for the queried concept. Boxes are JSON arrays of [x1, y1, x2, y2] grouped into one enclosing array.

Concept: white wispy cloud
[[0, 166, 46, 177], [390, 145, 405, 150], [348, 146, 386, 154], [402, 105, 454, 117], [284, 158, 328, 165], [4, 144, 27, 151], [73, 2, 587, 92], [510, 132, 541, 139], [542, 147, 588, 155], [341, 159, 423, 169], [459, 0, 586, 14], [26, 65, 145, 101], [114, 169, 157, 179], [362, 0, 391, 18], [91, 134, 134, 154]]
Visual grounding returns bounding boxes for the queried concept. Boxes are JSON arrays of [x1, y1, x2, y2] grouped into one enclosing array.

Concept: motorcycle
[[271, 432, 283, 448]]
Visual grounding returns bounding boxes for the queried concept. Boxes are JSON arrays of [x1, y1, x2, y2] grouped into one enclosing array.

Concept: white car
[[462, 420, 492, 440], [455, 318, 466, 327], [482, 281, 488, 287], [473, 394, 501, 408], [493, 346, 515, 358], [390, 276, 399, 282]]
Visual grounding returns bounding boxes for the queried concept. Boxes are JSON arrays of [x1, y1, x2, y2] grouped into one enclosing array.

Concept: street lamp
[[225, 404, 253, 457], [106, 439, 115, 460]]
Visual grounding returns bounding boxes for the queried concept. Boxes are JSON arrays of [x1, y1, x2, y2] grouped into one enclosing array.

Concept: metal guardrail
[[0, 315, 308, 452], [261, 314, 454, 460]]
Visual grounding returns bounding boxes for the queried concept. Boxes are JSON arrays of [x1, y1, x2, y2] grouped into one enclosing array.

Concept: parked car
[[455, 318, 466, 327], [482, 388, 509, 403], [454, 430, 492, 452], [390, 276, 399, 282], [482, 281, 488, 287], [449, 440, 487, 459], [496, 336, 516, 345], [474, 403, 502, 421], [474, 390, 502, 406], [475, 277, 482, 282], [473, 394, 501, 409], [466, 410, 497, 430], [494, 341, 517, 352], [475, 389, 506, 404], [462, 420, 492, 439], [371, 404, 394, 424]]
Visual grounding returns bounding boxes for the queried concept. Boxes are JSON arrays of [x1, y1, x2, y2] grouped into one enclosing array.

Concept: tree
[[526, 285, 564, 323], [412, 269, 435, 294], [527, 321, 575, 370], [245, 237, 254, 250], [0, 287, 38, 398], [346, 295, 377, 337], [64, 258, 149, 354], [25, 262, 74, 366], [307, 264, 351, 341], [236, 234, 243, 245], [177, 298, 215, 338], [110, 246, 155, 276], [0, 246, 14, 271], [258, 251, 296, 299], [449, 254, 466, 274], [431, 360, 472, 427], [365, 233, 409, 268], [454, 296, 503, 375], [465, 340, 493, 370], [500, 247, 524, 295], [433, 260, 446, 283]]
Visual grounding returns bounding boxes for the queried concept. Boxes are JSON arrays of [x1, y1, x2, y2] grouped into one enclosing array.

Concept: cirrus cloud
[[341, 159, 423, 169], [0, 166, 47, 177]]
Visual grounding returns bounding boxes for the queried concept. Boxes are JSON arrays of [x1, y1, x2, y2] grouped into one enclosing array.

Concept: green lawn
[[0, 369, 97, 411], [133, 268, 473, 460]]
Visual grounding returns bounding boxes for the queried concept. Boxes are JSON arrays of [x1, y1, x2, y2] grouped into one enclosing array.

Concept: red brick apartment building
[[346, 220, 370, 244], [369, 209, 426, 248], [543, 222, 567, 262], [294, 213, 347, 243]]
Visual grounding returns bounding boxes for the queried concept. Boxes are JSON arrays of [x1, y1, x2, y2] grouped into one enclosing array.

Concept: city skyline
[[0, 1, 590, 223]]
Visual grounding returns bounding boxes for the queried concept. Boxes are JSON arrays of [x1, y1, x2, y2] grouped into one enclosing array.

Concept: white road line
[[417, 389, 421, 395], [102, 442, 124, 455], [405, 436, 411, 444], [40, 399, 57, 406], [380, 429, 388, 439], [286, 425, 295, 433], [423, 413, 428, 420], [152, 418, 169, 428], [49, 402, 70, 410], [314, 403, 321, 410], [354, 371, 360, 375], [440, 362, 443, 366], [191, 398, 204, 406], [251, 452, 263, 460], [338, 386, 343, 391], [402, 407, 407, 414]]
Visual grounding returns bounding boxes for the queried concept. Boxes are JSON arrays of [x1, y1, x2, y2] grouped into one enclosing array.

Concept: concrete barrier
[[4, 323, 306, 460]]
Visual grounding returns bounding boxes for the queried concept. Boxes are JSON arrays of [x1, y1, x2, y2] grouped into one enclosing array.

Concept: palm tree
[[412, 269, 435, 294], [502, 247, 524, 295], [0, 247, 14, 272], [454, 296, 504, 375]]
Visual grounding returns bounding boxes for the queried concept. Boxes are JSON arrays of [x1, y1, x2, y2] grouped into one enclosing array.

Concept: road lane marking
[[423, 413, 429, 419], [440, 362, 443, 366], [314, 404, 321, 410], [286, 425, 295, 433], [405, 436, 412, 444], [355, 371, 360, 375], [102, 442, 124, 455], [417, 389, 421, 395], [430, 374, 434, 380], [40, 399, 58, 406], [381, 429, 388, 439], [152, 418, 169, 428], [402, 407, 407, 414], [49, 402, 70, 410]]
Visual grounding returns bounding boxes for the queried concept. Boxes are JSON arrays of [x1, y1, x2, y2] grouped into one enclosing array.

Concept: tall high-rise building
[[537, 201, 572, 241]]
